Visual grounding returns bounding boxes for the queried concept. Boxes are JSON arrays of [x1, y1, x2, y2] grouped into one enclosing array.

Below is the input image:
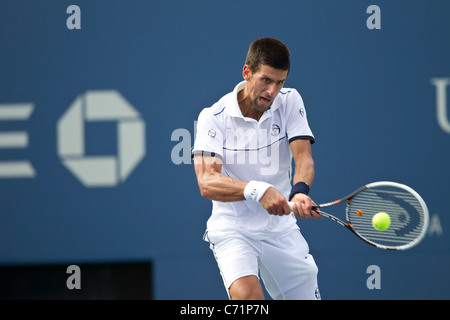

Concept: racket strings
[[346, 186, 426, 248]]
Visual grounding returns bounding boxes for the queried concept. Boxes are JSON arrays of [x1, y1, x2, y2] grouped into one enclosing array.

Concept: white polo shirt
[[193, 81, 315, 240]]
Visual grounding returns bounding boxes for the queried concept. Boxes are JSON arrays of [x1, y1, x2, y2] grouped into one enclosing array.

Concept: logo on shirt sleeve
[[299, 108, 305, 117], [208, 129, 217, 138]]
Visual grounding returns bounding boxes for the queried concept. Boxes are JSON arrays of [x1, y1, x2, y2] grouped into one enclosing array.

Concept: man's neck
[[237, 89, 263, 121]]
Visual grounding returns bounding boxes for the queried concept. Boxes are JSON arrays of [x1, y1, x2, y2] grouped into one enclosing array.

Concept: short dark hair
[[245, 38, 290, 74]]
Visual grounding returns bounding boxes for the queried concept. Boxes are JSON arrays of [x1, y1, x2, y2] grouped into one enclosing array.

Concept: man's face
[[243, 64, 288, 112]]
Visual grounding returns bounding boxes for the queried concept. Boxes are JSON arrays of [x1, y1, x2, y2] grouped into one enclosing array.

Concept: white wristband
[[244, 180, 273, 203]]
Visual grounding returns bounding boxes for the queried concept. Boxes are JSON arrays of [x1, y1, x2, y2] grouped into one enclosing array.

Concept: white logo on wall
[[0, 103, 36, 178], [57, 90, 146, 187], [431, 78, 450, 134]]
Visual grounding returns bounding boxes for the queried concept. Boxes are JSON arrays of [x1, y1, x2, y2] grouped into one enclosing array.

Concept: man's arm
[[289, 139, 321, 219], [290, 139, 314, 186], [193, 155, 292, 215], [193, 155, 246, 202]]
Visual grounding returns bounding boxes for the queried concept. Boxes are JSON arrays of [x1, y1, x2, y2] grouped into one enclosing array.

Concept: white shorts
[[205, 229, 320, 300]]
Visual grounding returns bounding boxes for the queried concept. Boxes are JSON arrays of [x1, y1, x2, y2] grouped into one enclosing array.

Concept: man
[[193, 38, 321, 300]]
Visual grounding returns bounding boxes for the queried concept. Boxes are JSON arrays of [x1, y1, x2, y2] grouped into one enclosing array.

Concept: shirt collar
[[225, 81, 281, 119]]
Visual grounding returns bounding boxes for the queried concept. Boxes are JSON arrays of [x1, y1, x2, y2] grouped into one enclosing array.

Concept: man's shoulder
[[278, 87, 300, 99], [199, 99, 227, 118], [271, 87, 302, 114], [199, 88, 235, 119]]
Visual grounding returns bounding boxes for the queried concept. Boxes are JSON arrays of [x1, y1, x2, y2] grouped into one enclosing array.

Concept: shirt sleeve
[[192, 107, 224, 159], [285, 89, 315, 144]]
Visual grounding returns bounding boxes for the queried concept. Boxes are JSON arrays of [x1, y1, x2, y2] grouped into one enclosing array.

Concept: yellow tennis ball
[[372, 212, 391, 231]]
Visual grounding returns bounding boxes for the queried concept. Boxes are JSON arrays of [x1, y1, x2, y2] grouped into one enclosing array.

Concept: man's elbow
[[198, 181, 212, 199]]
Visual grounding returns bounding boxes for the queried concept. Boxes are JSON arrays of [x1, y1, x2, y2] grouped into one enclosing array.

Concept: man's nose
[[266, 83, 277, 97]]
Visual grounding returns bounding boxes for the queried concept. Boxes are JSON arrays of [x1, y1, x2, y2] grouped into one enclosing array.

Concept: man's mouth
[[258, 96, 271, 105]]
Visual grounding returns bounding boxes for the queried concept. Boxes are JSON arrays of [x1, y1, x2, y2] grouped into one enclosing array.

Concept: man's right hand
[[259, 187, 292, 216]]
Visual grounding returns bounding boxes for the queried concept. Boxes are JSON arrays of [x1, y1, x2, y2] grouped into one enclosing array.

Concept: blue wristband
[[289, 182, 310, 200]]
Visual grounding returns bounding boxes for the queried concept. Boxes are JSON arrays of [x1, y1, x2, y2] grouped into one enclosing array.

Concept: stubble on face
[[238, 65, 288, 119]]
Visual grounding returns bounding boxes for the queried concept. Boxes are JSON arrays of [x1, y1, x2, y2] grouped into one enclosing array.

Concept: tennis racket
[[289, 181, 429, 250]]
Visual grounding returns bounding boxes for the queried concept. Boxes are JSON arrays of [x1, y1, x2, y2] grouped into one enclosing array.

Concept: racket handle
[[288, 202, 319, 212], [288, 202, 294, 211]]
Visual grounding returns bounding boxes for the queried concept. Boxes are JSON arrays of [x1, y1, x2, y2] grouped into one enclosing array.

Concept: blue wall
[[0, 0, 449, 299]]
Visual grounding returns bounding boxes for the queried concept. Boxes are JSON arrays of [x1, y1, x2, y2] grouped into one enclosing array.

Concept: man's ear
[[242, 65, 251, 81]]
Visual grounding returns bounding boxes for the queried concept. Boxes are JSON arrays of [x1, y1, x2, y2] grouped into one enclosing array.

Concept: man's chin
[[254, 102, 272, 112]]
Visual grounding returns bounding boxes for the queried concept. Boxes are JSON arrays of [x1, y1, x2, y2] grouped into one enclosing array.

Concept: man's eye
[[263, 78, 271, 83]]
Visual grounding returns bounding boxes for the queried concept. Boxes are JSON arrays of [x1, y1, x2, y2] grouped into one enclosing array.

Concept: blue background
[[0, 0, 449, 299]]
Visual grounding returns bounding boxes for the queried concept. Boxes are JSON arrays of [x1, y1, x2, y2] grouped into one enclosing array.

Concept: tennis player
[[193, 38, 321, 300]]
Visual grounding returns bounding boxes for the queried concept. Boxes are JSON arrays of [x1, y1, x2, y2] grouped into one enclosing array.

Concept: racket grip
[[288, 202, 319, 212], [288, 202, 294, 211]]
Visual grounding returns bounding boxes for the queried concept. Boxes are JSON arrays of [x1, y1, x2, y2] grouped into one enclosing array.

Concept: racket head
[[345, 181, 429, 250]]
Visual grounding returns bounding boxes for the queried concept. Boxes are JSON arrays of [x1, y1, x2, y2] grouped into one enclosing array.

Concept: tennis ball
[[372, 212, 391, 231]]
